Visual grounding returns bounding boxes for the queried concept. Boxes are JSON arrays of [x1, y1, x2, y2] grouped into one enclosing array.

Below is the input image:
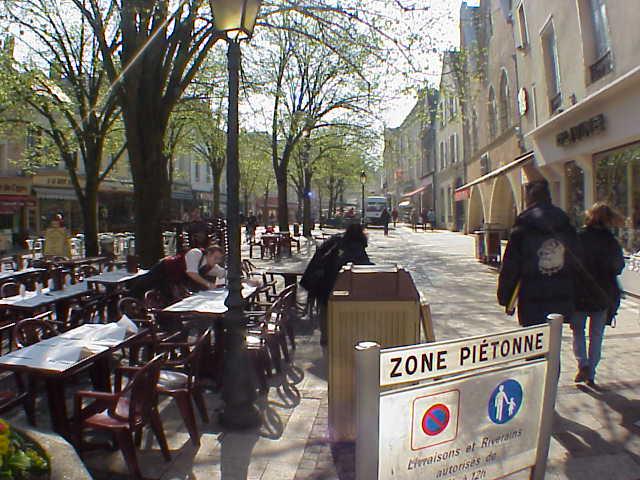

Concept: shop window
[[595, 144, 640, 253], [488, 86, 497, 140], [195, 162, 200, 182], [565, 161, 585, 227], [447, 186, 453, 222]]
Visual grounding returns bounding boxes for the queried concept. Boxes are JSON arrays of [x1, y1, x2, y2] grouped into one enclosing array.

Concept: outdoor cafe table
[[85, 269, 149, 290], [86, 269, 149, 320], [0, 267, 45, 286], [0, 322, 147, 441], [0, 282, 91, 318], [157, 285, 258, 380]]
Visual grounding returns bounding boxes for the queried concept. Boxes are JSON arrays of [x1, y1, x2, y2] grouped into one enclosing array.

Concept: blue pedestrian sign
[[488, 379, 523, 424]]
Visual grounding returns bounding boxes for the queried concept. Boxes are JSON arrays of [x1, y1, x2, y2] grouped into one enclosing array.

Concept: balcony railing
[[550, 92, 562, 114], [590, 51, 613, 84]]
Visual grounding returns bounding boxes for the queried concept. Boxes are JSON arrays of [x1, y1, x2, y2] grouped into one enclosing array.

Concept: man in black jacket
[[497, 180, 579, 326]]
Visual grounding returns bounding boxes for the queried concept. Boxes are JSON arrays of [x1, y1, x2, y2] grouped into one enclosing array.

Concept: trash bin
[[483, 223, 503, 265], [327, 264, 422, 442], [474, 230, 486, 262]]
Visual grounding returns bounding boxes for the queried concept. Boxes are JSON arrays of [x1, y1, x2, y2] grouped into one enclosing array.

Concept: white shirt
[[184, 249, 226, 279]]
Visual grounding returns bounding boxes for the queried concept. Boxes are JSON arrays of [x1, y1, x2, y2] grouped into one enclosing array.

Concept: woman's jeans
[[571, 310, 607, 380]]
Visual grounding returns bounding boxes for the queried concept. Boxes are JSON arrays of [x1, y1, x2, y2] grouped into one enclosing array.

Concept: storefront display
[[595, 142, 640, 254]]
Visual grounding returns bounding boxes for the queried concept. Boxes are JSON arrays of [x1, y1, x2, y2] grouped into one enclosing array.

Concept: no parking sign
[[355, 316, 563, 480]]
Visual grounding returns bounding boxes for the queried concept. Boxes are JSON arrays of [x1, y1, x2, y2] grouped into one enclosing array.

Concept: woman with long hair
[[572, 202, 625, 387]]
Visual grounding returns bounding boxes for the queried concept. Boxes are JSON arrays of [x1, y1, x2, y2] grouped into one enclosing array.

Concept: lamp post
[[360, 170, 367, 225], [211, 0, 262, 429]]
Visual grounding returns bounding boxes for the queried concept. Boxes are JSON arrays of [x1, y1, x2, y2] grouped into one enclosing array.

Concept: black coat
[[574, 225, 625, 320], [497, 202, 579, 326], [300, 234, 372, 303]]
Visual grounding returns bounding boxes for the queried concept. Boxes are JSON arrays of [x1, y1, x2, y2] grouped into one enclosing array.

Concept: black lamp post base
[[220, 403, 262, 430]]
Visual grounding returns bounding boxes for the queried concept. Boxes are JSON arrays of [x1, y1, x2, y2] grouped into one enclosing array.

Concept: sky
[[381, 0, 463, 128]]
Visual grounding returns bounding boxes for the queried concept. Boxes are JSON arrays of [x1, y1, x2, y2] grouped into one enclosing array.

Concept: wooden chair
[[241, 260, 277, 302], [74, 355, 170, 480], [0, 323, 35, 425], [153, 329, 211, 446], [117, 297, 180, 364], [0, 282, 19, 299], [246, 286, 296, 375], [144, 289, 167, 312], [12, 313, 58, 349], [79, 265, 99, 280]]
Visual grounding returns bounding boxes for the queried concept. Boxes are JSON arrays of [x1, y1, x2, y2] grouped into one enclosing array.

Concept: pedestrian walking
[[245, 211, 258, 244], [497, 179, 580, 327], [427, 208, 436, 231], [391, 207, 399, 228], [410, 209, 418, 232], [571, 202, 625, 387], [381, 208, 391, 236], [420, 209, 429, 231], [300, 223, 373, 346]]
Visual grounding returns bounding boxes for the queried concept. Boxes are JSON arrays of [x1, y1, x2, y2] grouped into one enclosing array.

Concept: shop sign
[[380, 325, 548, 387], [556, 114, 606, 147], [0, 177, 30, 196], [355, 319, 563, 480], [378, 362, 546, 480], [518, 88, 528, 117], [33, 174, 82, 188]]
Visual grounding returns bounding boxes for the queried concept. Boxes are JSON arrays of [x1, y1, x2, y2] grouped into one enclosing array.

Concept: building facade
[[383, 91, 438, 217], [435, 51, 466, 230]]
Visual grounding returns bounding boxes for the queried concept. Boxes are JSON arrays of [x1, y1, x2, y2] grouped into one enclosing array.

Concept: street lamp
[[211, 0, 262, 430], [360, 170, 367, 225]]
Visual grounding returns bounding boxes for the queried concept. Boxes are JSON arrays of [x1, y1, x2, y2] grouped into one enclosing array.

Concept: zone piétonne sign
[[380, 325, 549, 387]]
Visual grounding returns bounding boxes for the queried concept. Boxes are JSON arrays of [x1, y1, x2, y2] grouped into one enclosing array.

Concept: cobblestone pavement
[[6, 226, 640, 479]]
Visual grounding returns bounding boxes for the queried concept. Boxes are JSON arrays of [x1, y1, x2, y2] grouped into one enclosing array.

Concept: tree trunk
[[127, 127, 169, 267], [262, 184, 269, 223], [213, 171, 222, 215], [80, 184, 99, 257], [302, 168, 312, 237], [276, 165, 289, 232]]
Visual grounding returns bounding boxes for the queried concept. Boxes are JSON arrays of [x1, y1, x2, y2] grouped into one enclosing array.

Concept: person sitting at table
[[135, 245, 226, 301]]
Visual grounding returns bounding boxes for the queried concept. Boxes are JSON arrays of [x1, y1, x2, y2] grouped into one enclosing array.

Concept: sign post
[[355, 314, 563, 480]]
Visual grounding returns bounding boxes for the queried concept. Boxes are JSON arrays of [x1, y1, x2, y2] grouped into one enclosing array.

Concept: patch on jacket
[[537, 238, 565, 276]]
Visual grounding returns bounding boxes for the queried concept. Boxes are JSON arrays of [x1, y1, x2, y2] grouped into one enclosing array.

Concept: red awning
[[401, 185, 427, 198], [0, 195, 36, 207]]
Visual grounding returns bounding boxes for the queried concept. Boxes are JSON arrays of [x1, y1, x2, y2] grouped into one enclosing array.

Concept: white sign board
[[380, 325, 549, 386], [378, 361, 546, 480]]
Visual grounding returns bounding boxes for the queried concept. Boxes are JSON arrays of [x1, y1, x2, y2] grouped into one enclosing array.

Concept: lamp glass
[[211, 0, 261, 40], [360, 171, 367, 185]]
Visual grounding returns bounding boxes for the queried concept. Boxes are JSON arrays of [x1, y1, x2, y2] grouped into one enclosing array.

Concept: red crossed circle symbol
[[421, 403, 450, 436]]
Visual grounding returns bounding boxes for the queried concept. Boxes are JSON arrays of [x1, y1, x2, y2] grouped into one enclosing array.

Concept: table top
[[58, 257, 107, 267], [162, 285, 258, 315], [86, 269, 148, 285], [265, 265, 307, 276], [0, 321, 142, 375], [0, 282, 90, 309], [0, 268, 46, 282]]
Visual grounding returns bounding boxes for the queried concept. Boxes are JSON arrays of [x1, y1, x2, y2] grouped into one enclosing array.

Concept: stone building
[[434, 51, 466, 231], [518, 0, 640, 256], [383, 90, 438, 214], [453, 0, 523, 237]]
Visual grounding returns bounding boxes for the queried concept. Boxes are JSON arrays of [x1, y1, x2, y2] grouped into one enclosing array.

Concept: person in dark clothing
[[300, 223, 372, 345], [381, 208, 391, 236], [571, 202, 625, 387], [391, 208, 399, 228], [497, 179, 580, 327]]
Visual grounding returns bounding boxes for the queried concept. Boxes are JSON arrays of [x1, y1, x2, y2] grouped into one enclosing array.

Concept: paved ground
[[7, 226, 640, 479]]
